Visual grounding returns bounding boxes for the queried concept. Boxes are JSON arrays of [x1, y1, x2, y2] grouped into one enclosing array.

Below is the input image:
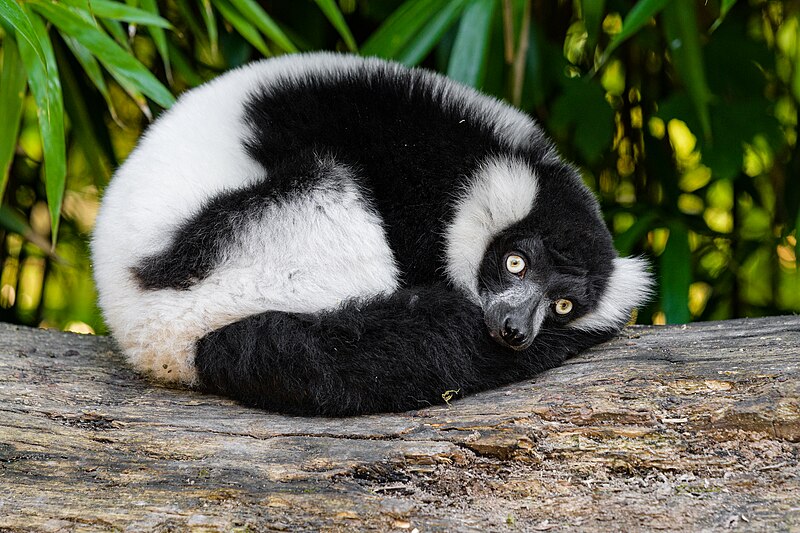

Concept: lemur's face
[[477, 235, 598, 350]]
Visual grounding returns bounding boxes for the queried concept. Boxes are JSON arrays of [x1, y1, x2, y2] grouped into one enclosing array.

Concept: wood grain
[[1, 317, 798, 531]]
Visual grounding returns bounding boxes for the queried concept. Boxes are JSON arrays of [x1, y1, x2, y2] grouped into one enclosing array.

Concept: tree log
[[1, 316, 798, 532]]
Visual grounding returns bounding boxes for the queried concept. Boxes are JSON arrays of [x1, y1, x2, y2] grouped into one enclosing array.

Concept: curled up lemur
[[92, 53, 653, 416]]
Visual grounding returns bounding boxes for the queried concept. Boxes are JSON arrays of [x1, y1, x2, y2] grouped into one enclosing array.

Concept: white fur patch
[[569, 257, 654, 331], [445, 157, 539, 297]]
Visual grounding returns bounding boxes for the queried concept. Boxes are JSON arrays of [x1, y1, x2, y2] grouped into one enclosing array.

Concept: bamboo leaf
[[663, 0, 712, 140], [200, 0, 219, 57], [100, 16, 131, 50], [0, 35, 27, 199], [16, 8, 66, 243], [55, 39, 111, 184], [211, 0, 271, 56], [30, 0, 175, 109], [362, 0, 453, 58], [597, 0, 668, 68], [225, 0, 298, 53], [0, 0, 46, 65], [60, 0, 173, 28], [60, 33, 120, 122], [314, 0, 357, 52], [447, 0, 496, 88], [395, 0, 467, 66], [139, 0, 172, 82], [660, 222, 692, 324]]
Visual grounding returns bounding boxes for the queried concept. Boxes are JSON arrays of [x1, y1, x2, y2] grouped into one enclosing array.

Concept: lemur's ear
[[569, 257, 654, 332]]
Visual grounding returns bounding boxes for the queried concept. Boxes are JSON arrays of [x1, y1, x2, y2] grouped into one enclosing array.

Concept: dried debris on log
[[0, 317, 798, 531]]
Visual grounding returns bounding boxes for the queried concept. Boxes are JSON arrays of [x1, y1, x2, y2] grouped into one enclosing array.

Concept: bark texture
[[1, 317, 798, 532]]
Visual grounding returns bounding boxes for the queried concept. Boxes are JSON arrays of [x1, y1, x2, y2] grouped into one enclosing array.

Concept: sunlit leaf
[[314, 0, 357, 52], [597, 0, 668, 68], [16, 8, 67, 243], [447, 0, 495, 88], [60, 0, 172, 28], [0, 35, 27, 199], [211, 0, 270, 56], [661, 222, 692, 323], [0, 0, 46, 65], [395, 0, 467, 66], [30, 0, 175, 109], [663, 0, 712, 140], [225, 0, 298, 53]]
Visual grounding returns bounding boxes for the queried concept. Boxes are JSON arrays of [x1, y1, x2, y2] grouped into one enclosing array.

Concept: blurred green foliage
[[0, 0, 798, 334]]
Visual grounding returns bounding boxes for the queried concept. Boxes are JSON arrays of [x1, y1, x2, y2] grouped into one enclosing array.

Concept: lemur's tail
[[194, 285, 613, 416]]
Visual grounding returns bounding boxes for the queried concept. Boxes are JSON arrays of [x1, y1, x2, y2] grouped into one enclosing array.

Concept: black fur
[[195, 285, 613, 416]]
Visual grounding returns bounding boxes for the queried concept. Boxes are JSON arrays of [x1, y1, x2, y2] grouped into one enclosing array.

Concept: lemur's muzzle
[[483, 285, 548, 351]]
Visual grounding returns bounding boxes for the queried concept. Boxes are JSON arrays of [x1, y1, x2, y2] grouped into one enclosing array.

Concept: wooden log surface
[[1, 316, 799, 532]]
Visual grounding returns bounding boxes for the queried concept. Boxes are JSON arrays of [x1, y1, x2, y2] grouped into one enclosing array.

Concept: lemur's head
[[446, 156, 652, 350]]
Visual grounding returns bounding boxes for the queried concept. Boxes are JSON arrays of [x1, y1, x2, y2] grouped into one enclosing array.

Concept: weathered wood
[[0, 317, 798, 532]]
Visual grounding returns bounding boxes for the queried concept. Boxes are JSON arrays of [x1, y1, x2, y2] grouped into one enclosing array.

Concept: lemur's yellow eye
[[505, 254, 526, 275], [555, 299, 573, 315]]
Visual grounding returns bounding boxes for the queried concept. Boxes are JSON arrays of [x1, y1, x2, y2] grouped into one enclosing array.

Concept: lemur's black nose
[[501, 318, 527, 347]]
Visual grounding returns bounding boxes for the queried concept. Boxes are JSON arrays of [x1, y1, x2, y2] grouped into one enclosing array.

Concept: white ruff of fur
[[445, 157, 539, 298], [569, 256, 654, 331]]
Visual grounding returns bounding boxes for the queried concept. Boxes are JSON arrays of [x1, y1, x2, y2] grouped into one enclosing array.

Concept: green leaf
[[60, 33, 119, 122], [0, 0, 46, 66], [597, 0, 668, 67], [139, 0, 172, 82], [100, 17, 131, 50], [16, 8, 67, 243], [60, 0, 172, 28], [314, 0, 357, 52], [447, 0, 496, 88], [212, 0, 271, 56], [225, 0, 298, 53], [660, 222, 692, 324], [582, 0, 606, 51], [30, 0, 175, 109], [200, 0, 219, 57], [710, 0, 737, 32], [362, 0, 455, 59], [395, 0, 467, 66], [0, 35, 27, 199], [55, 39, 111, 184], [663, 0, 712, 140]]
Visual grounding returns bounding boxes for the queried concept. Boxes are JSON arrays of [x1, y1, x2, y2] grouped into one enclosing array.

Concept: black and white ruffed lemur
[[92, 53, 653, 416]]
